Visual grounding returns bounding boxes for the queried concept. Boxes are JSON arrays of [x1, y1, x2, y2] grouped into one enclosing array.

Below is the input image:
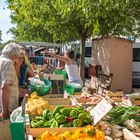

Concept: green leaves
[[6, 0, 140, 81], [6, 0, 140, 41]]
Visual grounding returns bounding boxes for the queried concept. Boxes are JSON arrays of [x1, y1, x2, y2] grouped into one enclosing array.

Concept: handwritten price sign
[[90, 98, 113, 125]]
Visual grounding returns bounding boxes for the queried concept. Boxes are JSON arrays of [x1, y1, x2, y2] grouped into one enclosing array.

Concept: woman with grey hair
[[0, 43, 20, 119]]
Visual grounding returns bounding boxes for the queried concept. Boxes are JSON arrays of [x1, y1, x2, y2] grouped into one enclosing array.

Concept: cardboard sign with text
[[90, 98, 113, 125]]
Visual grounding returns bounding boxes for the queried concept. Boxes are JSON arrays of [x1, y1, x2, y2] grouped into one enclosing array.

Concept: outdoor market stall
[[5, 50, 140, 140], [8, 86, 140, 140]]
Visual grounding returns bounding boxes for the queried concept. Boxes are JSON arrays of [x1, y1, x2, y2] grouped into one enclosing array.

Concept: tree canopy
[[7, 0, 140, 82]]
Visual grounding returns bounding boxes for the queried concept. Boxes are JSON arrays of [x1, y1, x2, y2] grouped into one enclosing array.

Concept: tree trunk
[[79, 35, 86, 85]]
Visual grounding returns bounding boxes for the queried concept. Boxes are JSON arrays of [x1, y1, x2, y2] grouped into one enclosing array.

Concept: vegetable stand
[[25, 105, 93, 137], [24, 90, 140, 139]]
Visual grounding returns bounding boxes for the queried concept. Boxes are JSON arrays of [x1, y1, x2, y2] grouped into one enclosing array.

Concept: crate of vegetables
[[36, 125, 105, 140], [70, 95, 102, 107], [131, 98, 140, 106], [45, 97, 71, 105], [26, 105, 93, 137], [26, 92, 72, 116], [106, 90, 124, 102]]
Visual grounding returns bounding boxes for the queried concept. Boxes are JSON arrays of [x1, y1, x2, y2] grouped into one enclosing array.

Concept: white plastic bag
[[10, 106, 24, 123]]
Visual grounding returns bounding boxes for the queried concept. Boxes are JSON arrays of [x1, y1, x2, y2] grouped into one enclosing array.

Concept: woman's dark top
[[19, 64, 28, 86]]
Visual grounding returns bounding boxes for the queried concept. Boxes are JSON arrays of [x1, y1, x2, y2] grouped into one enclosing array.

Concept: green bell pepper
[[75, 106, 84, 111], [78, 113, 92, 124], [60, 108, 71, 116], [73, 119, 83, 127], [54, 112, 61, 119], [51, 120, 59, 128], [87, 128, 96, 136], [44, 121, 51, 127], [34, 120, 44, 128], [42, 109, 51, 120], [52, 105, 64, 116], [70, 109, 79, 118], [31, 121, 38, 128], [56, 115, 66, 124], [59, 124, 65, 128], [34, 116, 45, 121], [64, 122, 73, 127], [49, 118, 55, 123], [60, 122, 73, 127]]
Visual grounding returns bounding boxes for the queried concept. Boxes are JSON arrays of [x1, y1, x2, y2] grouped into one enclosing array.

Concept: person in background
[[76, 52, 80, 67], [24, 48, 33, 71], [23, 48, 35, 84], [15, 51, 35, 86], [29, 46, 33, 56], [56, 60, 65, 70], [0, 43, 20, 119], [45, 49, 83, 89], [14, 51, 28, 105], [21, 53, 28, 86]]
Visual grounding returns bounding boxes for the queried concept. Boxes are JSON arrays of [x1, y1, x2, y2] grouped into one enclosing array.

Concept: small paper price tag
[[90, 98, 113, 125]]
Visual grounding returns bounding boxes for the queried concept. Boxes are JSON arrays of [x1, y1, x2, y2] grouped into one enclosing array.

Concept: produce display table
[[11, 88, 140, 140]]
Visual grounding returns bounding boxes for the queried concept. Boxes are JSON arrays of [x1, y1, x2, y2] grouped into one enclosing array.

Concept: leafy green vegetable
[[107, 106, 140, 125]]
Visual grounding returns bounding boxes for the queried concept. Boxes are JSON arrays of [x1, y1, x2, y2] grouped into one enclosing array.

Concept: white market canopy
[[18, 42, 62, 48]]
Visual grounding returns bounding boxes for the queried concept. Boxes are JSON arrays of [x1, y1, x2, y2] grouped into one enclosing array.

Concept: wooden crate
[[107, 90, 124, 97], [41, 95, 71, 105], [131, 99, 140, 106], [45, 94, 63, 98], [26, 126, 82, 138], [45, 98, 71, 105], [106, 90, 124, 102], [26, 105, 80, 138]]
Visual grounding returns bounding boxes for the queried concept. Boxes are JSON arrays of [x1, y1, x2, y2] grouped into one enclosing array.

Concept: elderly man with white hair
[[0, 43, 20, 119]]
